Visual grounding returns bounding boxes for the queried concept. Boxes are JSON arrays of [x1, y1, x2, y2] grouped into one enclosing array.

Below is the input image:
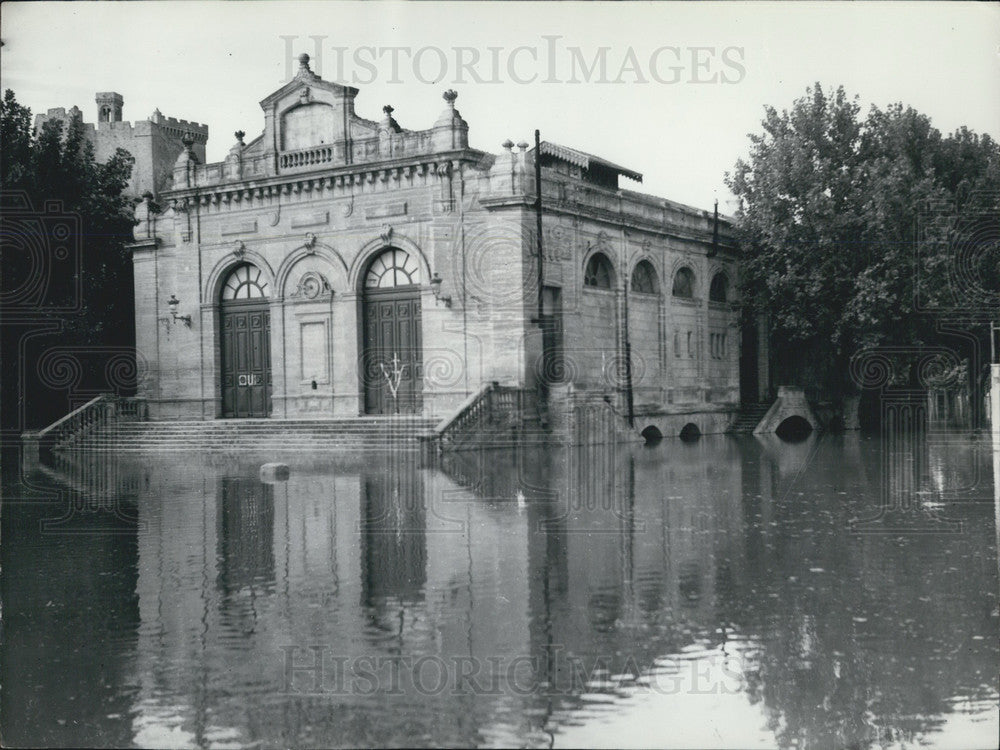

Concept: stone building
[[34, 93, 208, 198], [128, 54, 741, 434]]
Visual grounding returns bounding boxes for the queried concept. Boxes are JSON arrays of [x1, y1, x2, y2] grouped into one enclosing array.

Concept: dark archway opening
[[640, 425, 663, 445], [679, 423, 701, 442], [775, 415, 813, 441]]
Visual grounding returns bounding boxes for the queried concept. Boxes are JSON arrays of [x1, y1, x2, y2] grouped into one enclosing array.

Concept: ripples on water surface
[[3, 431, 998, 748]]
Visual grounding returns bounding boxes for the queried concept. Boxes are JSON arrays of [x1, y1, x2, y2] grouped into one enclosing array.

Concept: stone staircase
[[62, 416, 439, 453], [727, 402, 774, 433]]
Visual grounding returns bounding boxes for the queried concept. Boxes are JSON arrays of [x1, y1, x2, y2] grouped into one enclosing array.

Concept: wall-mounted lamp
[[167, 294, 192, 327], [429, 273, 452, 308]]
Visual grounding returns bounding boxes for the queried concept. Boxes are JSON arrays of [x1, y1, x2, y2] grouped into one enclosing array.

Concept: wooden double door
[[221, 302, 272, 418], [362, 288, 422, 414]]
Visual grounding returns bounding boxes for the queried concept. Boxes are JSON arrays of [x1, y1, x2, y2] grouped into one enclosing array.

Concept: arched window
[[709, 273, 729, 303], [672, 267, 695, 298], [584, 252, 615, 290], [364, 248, 420, 288], [221, 263, 269, 301], [631, 260, 659, 294]]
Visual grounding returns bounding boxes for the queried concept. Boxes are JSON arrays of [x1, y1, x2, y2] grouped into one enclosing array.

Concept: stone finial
[[234, 130, 245, 144], [502, 139, 514, 151], [142, 191, 153, 202], [298, 53, 311, 70], [381, 105, 401, 133], [433, 90, 467, 149], [517, 141, 529, 152]]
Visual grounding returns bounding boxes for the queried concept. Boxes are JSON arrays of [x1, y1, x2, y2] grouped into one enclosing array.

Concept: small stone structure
[[260, 463, 290, 482], [753, 386, 821, 435]]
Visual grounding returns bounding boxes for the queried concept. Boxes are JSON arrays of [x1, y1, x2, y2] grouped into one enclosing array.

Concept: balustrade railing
[[279, 145, 338, 169], [30, 394, 147, 454], [424, 382, 525, 452]]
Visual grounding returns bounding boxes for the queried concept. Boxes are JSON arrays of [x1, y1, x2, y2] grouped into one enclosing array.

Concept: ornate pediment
[[259, 53, 358, 109]]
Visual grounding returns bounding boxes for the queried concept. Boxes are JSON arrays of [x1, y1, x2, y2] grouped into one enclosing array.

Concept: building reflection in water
[[218, 478, 276, 595], [2, 427, 995, 749], [360, 452, 426, 607]]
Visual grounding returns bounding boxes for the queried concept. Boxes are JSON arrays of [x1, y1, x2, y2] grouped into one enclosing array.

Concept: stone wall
[[629, 293, 662, 403], [34, 100, 208, 198]]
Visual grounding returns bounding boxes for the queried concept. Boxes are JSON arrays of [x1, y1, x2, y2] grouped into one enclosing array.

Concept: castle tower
[[96, 92, 124, 122]]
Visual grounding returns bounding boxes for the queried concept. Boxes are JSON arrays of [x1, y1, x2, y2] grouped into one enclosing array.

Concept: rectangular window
[[687, 331, 693, 358], [674, 331, 681, 358]]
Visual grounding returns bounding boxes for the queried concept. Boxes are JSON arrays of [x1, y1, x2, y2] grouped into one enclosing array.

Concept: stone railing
[[422, 382, 525, 453], [24, 394, 148, 458], [180, 130, 445, 187], [278, 132, 440, 174], [535, 175, 736, 245], [280, 144, 340, 170]]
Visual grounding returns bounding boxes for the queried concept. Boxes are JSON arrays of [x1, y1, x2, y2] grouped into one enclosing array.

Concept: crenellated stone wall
[[34, 95, 208, 198]]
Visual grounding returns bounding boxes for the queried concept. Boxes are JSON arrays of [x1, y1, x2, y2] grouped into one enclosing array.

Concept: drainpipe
[[534, 130, 544, 327], [534, 131, 547, 425], [459, 163, 469, 395], [620, 207, 634, 428]]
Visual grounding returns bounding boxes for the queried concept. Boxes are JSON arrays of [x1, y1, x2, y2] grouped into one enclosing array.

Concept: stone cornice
[[477, 195, 738, 255], [161, 148, 489, 208], [125, 237, 159, 254]]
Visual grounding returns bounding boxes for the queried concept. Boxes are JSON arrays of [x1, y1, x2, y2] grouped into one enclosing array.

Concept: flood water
[[3, 430, 998, 749]]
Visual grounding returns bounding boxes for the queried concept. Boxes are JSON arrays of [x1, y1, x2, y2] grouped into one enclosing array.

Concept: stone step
[[726, 403, 775, 433], [64, 440, 419, 451], [71, 432, 429, 438], [111, 424, 429, 427], [70, 425, 435, 432], [72, 434, 431, 442], [77, 431, 434, 438], [71, 431, 434, 440], [103, 422, 434, 434], [68, 436, 430, 446], [55, 416, 440, 453]]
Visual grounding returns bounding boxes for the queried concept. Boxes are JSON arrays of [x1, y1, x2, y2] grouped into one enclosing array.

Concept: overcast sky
[[3, 1, 998, 211]]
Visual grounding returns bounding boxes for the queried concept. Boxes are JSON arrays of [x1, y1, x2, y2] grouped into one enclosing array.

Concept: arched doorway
[[360, 248, 423, 415], [220, 262, 272, 418]]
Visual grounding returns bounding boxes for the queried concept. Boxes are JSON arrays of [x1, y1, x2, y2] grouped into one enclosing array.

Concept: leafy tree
[[727, 84, 999, 402], [1, 89, 136, 431]]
